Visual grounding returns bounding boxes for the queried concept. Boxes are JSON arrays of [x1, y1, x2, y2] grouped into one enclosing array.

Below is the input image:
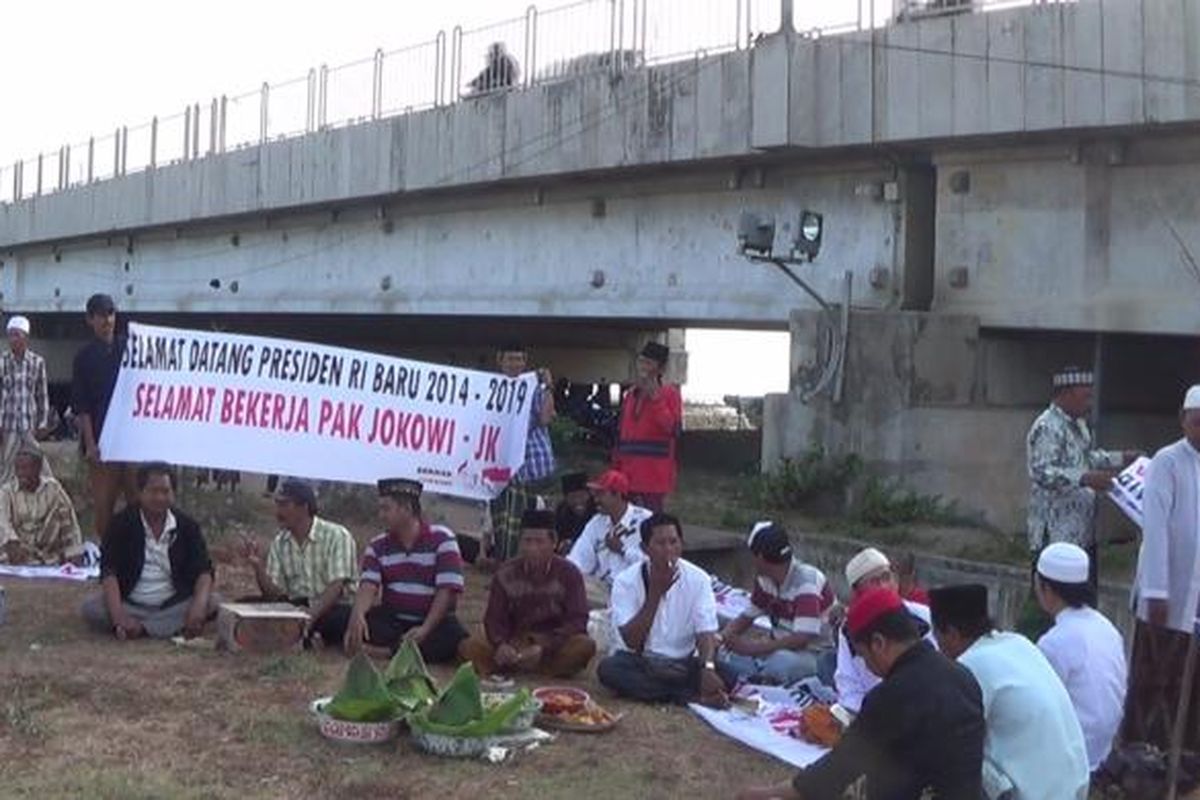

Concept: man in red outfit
[[613, 342, 682, 512]]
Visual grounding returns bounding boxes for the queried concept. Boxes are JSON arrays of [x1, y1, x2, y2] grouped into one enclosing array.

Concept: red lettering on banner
[[366, 407, 456, 454], [317, 400, 363, 440], [217, 389, 309, 433], [471, 424, 500, 463], [132, 382, 217, 423]]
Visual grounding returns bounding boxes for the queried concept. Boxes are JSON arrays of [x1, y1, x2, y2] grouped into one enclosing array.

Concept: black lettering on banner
[[485, 377, 531, 415], [423, 370, 471, 407]]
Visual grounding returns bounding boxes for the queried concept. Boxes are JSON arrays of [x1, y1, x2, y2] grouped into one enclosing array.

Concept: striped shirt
[[360, 523, 464, 621], [744, 559, 835, 639], [265, 516, 358, 601], [0, 349, 49, 433]]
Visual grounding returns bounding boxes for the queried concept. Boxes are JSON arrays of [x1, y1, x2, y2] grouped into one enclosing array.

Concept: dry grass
[[0, 562, 794, 800]]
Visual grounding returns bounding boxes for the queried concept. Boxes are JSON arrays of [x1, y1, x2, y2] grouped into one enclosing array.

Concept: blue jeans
[[716, 647, 823, 687], [597, 650, 700, 705]]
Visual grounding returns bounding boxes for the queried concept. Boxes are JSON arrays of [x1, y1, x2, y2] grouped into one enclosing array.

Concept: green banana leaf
[[409, 687, 534, 738], [324, 653, 399, 722], [426, 663, 485, 727], [382, 640, 438, 712]]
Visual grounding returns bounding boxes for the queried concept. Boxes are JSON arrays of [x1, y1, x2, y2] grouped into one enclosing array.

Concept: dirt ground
[[0, 552, 796, 800]]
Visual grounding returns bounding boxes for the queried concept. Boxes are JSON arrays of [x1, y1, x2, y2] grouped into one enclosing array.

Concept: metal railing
[[0, 0, 1065, 206]]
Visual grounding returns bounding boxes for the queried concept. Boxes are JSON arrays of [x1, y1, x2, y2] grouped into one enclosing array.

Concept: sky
[[0, 0, 871, 401]]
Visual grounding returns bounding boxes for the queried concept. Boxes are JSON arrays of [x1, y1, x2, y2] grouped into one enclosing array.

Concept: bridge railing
[[0, 0, 1067, 206]]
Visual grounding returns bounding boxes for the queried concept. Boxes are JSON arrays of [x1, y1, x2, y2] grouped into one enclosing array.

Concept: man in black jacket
[[81, 462, 218, 639], [738, 587, 985, 800]]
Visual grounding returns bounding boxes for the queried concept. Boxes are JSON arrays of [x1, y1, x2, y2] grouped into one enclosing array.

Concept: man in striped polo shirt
[[717, 522, 835, 687], [343, 478, 467, 663]]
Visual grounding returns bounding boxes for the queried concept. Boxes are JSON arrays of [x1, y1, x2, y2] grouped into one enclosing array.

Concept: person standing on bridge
[[72, 293, 137, 541], [613, 342, 681, 512], [0, 315, 52, 485], [483, 342, 556, 565]]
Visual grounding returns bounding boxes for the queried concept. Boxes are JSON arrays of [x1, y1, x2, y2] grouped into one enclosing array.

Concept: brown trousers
[[1121, 620, 1200, 753], [459, 632, 596, 679], [89, 460, 138, 541]]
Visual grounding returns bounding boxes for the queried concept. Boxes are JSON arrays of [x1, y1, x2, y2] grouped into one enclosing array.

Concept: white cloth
[[127, 510, 177, 607], [960, 631, 1090, 800], [566, 503, 651, 586], [610, 557, 717, 660], [1037, 606, 1128, 771], [833, 599, 932, 714], [1135, 438, 1200, 632]]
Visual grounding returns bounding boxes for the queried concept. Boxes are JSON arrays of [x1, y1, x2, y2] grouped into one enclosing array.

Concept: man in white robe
[[1123, 384, 1200, 753]]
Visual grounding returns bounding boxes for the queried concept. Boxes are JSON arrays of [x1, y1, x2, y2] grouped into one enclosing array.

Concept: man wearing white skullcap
[[1123, 385, 1200, 753], [1025, 366, 1138, 594], [0, 314, 52, 485], [1034, 543, 1128, 773], [832, 547, 935, 715]]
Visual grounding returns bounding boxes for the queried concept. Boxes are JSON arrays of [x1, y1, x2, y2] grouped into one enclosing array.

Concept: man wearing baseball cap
[[738, 587, 985, 800], [566, 469, 651, 590], [716, 522, 834, 687], [1034, 542, 1127, 774], [239, 478, 359, 647], [832, 547, 934, 716], [0, 314, 52, 485]]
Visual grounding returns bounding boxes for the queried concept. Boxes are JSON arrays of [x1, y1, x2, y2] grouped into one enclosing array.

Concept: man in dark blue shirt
[[71, 293, 135, 540]]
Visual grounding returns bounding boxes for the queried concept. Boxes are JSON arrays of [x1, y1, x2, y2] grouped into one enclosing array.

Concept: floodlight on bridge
[[791, 210, 823, 262], [737, 211, 776, 256]]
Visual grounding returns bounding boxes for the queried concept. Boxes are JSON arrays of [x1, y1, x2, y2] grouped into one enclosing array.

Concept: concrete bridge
[[4, 0, 1200, 530]]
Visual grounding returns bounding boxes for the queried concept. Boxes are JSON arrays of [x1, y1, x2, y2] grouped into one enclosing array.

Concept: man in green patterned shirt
[[241, 479, 358, 647]]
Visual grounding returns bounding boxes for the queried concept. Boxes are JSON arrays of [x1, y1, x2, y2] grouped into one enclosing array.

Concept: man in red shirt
[[342, 478, 467, 663], [613, 342, 682, 512]]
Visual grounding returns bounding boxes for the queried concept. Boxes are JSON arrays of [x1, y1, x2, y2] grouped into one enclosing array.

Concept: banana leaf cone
[[409, 663, 533, 737], [324, 653, 399, 722], [383, 639, 438, 713]]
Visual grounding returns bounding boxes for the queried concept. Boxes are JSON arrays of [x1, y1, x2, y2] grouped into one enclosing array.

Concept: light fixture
[[791, 210, 823, 262], [737, 211, 775, 256]]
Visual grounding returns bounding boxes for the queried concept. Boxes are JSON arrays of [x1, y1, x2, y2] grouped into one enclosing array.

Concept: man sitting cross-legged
[[81, 462, 218, 640], [0, 446, 84, 566], [343, 478, 468, 663], [240, 478, 358, 647], [596, 512, 728, 708], [459, 509, 597, 678]]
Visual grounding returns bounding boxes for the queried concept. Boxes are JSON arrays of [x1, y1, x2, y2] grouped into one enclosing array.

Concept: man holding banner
[[484, 342, 555, 563], [72, 294, 137, 540], [1123, 385, 1200, 755]]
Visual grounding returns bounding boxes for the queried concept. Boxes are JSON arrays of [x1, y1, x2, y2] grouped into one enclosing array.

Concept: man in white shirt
[[931, 584, 1090, 800], [566, 469, 650, 588], [596, 512, 728, 708], [833, 547, 933, 715], [1124, 384, 1200, 754], [1035, 542, 1127, 773]]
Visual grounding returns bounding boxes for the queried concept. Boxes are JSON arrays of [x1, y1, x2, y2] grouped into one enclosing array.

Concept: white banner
[[98, 323, 537, 500], [1108, 455, 1151, 528]]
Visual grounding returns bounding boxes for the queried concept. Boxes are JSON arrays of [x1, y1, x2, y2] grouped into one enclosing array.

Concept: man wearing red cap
[[566, 469, 651, 589], [738, 587, 985, 800], [612, 341, 682, 512]]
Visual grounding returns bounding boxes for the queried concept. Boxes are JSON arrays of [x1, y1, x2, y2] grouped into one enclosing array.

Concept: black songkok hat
[[377, 477, 423, 499], [928, 584, 989, 631], [640, 342, 670, 366]]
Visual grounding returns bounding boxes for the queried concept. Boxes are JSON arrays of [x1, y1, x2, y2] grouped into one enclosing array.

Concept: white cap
[[1037, 542, 1090, 584], [845, 547, 891, 588], [5, 315, 29, 336], [1184, 385, 1200, 411], [747, 520, 772, 548]]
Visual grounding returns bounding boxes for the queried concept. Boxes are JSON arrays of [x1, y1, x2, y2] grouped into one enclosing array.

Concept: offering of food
[[408, 664, 536, 740], [532, 686, 590, 716], [798, 704, 843, 748], [555, 703, 618, 727]]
